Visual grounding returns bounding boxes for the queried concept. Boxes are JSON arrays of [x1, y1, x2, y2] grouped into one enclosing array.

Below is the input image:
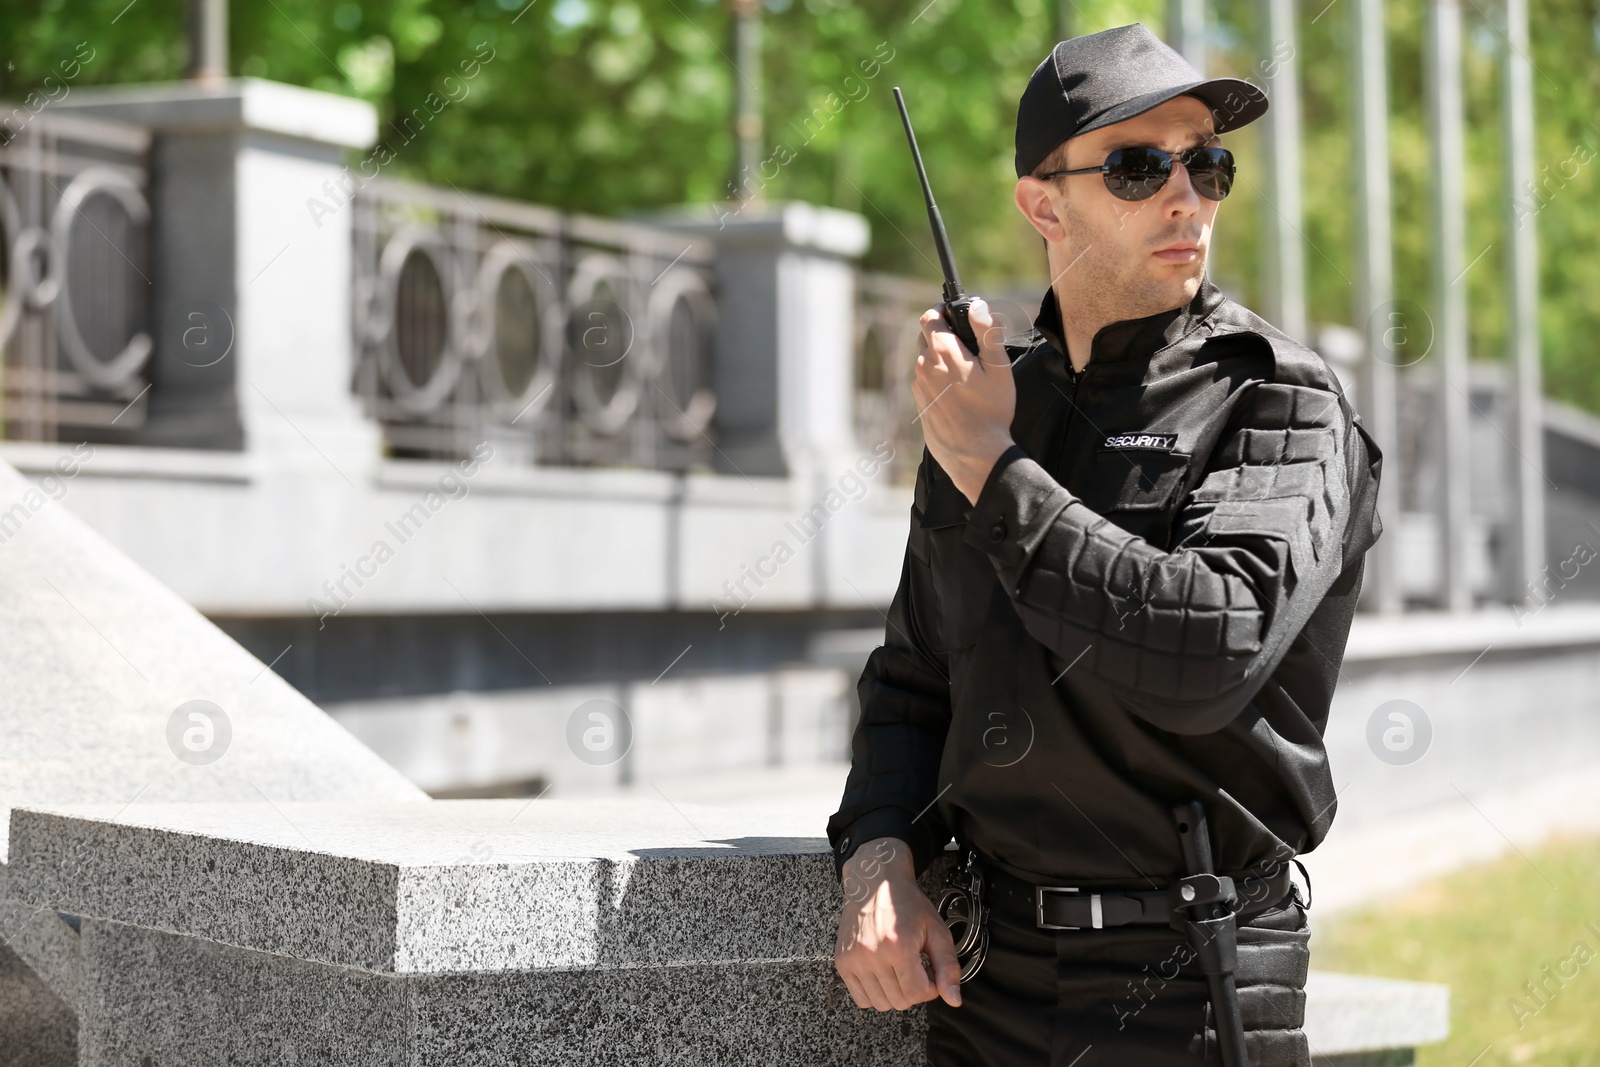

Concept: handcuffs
[[934, 848, 990, 982]]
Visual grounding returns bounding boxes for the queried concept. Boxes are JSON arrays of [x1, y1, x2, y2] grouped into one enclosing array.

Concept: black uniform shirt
[[827, 273, 1384, 887]]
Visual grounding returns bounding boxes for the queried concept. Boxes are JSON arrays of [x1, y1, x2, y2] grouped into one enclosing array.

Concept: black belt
[[936, 805, 1292, 1067], [982, 856, 1294, 932]]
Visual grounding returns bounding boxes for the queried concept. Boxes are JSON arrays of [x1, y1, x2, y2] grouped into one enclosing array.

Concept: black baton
[[1171, 800, 1249, 1067]]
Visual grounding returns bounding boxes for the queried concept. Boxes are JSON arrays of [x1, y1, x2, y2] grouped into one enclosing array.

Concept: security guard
[[828, 23, 1384, 1067]]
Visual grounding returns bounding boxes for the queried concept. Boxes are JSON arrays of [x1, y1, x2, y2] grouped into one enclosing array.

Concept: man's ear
[[1014, 178, 1066, 243]]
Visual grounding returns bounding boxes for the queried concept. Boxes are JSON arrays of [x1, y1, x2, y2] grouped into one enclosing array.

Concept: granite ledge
[[1302, 970, 1450, 1053], [8, 798, 841, 974]]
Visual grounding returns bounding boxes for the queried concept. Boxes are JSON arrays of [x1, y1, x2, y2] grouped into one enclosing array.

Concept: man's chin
[[1144, 258, 1204, 301]]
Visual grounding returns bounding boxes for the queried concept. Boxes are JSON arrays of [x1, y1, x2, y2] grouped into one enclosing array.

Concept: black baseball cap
[[1014, 22, 1270, 179]]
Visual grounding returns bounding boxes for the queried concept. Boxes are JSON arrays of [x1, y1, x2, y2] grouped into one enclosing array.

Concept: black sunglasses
[[1037, 145, 1236, 203]]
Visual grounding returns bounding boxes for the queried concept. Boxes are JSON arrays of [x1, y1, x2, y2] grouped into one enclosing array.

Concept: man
[[827, 22, 1384, 1067]]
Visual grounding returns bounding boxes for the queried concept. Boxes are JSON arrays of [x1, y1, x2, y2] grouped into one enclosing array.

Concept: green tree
[[3, 0, 1596, 412]]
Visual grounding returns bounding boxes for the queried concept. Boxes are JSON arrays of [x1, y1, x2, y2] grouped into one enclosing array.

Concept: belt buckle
[[1035, 885, 1104, 930]]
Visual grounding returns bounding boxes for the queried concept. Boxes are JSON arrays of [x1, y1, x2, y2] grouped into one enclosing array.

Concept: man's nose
[[1162, 159, 1203, 213]]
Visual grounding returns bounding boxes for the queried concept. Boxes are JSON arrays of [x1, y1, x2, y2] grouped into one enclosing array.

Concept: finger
[[923, 918, 965, 1007], [944, 303, 980, 360], [854, 965, 897, 1012], [966, 298, 1008, 370], [921, 305, 964, 368], [921, 325, 950, 372], [964, 298, 991, 361], [839, 968, 872, 1010], [930, 309, 968, 366], [877, 954, 923, 1011], [888, 944, 939, 1006]]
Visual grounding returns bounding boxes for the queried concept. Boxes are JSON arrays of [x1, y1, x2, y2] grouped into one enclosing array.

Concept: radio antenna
[[892, 86, 980, 355]]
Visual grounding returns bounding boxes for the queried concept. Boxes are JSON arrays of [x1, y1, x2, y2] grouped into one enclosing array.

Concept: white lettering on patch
[[1101, 433, 1178, 452]]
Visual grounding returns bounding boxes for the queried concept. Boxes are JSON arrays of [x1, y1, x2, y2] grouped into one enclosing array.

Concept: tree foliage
[[3, 0, 1596, 410]]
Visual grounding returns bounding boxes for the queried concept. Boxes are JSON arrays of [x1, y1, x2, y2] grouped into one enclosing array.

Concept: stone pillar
[[636, 200, 871, 481], [56, 79, 381, 473]]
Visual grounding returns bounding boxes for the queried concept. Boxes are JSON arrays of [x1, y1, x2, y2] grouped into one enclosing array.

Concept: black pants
[[926, 890, 1312, 1067]]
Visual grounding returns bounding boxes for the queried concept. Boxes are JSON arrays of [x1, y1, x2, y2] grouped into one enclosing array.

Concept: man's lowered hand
[[834, 836, 963, 1011]]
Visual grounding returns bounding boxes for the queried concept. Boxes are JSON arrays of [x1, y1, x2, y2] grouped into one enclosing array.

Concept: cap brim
[[1076, 77, 1269, 139]]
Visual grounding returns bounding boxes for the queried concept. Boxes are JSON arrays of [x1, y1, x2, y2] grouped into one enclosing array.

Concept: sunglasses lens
[[1100, 147, 1236, 202], [1103, 147, 1169, 202], [1185, 147, 1235, 201]]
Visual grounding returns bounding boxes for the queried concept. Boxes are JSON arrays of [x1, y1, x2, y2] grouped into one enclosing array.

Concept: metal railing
[[852, 271, 929, 486], [351, 178, 718, 470], [0, 109, 153, 443]]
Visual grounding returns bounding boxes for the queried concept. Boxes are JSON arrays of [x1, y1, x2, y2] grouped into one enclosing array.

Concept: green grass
[[1312, 834, 1600, 1066]]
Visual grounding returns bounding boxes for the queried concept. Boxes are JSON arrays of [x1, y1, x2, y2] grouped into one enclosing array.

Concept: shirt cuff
[[831, 806, 918, 881], [962, 446, 1075, 582]]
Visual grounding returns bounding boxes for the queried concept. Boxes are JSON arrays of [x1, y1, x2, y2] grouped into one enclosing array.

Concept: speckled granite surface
[[12, 813, 406, 972], [63, 914, 1451, 1066], [12, 800, 1454, 1064], [10, 798, 842, 972], [78, 918, 410, 1067], [410, 957, 926, 1065], [74, 917, 924, 1067], [1302, 971, 1449, 1053], [0, 457, 425, 1067], [0, 461, 425, 867]]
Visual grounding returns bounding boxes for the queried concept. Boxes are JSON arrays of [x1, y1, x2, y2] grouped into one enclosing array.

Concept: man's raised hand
[[912, 298, 1017, 506]]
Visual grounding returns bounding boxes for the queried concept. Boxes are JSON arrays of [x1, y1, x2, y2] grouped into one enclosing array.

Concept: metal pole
[[186, 0, 228, 83], [728, 0, 763, 204], [1259, 0, 1306, 343], [1502, 0, 1545, 606], [1168, 0, 1207, 76], [1351, 0, 1403, 615], [1425, 0, 1473, 611]]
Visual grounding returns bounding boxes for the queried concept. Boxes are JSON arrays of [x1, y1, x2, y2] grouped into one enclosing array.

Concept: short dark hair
[[1031, 140, 1072, 181]]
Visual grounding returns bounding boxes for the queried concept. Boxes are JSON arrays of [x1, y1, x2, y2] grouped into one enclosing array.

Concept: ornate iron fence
[[853, 271, 936, 486], [0, 109, 153, 443], [352, 178, 718, 470]]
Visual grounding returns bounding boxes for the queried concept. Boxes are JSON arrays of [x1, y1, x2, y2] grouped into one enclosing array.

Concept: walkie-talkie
[[892, 86, 982, 358]]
